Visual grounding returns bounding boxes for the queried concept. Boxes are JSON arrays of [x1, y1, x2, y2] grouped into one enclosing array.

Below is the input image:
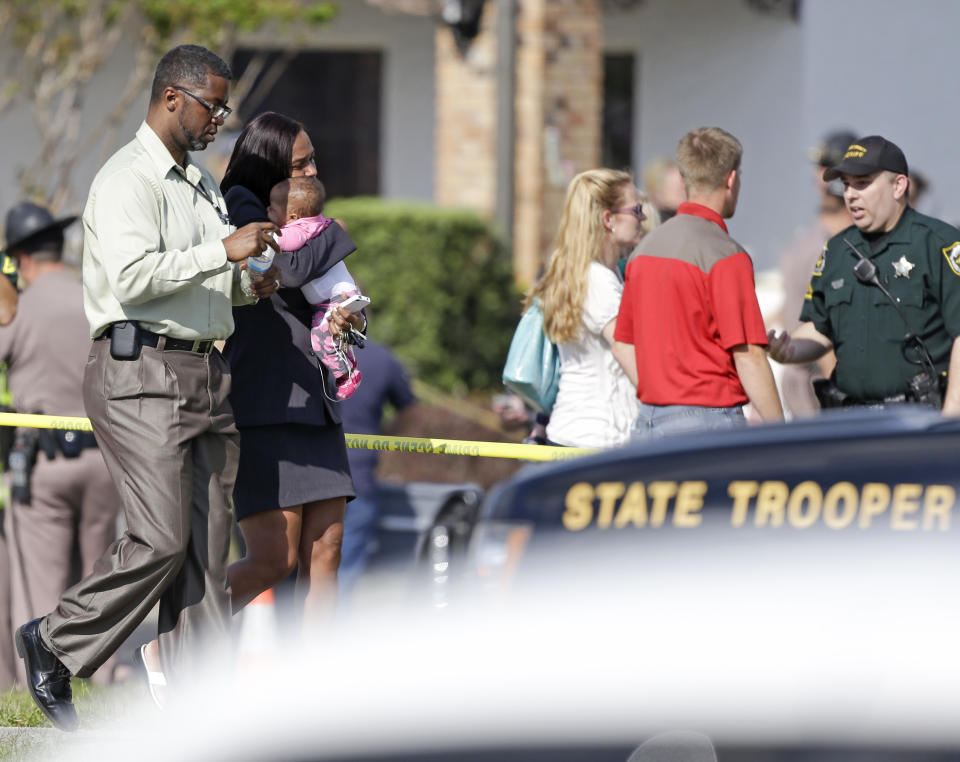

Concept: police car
[[43, 523, 960, 761], [452, 406, 960, 583], [34, 408, 960, 761]]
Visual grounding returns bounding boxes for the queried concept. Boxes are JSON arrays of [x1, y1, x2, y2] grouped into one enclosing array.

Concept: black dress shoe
[[15, 618, 78, 732]]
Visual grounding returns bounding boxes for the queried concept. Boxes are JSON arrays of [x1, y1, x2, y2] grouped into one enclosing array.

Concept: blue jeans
[[632, 403, 745, 440]]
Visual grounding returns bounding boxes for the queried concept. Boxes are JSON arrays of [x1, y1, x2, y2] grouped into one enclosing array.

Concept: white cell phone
[[338, 294, 371, 314]]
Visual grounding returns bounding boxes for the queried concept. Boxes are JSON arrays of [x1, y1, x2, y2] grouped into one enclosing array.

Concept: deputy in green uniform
[[768, 135, 960, 413]]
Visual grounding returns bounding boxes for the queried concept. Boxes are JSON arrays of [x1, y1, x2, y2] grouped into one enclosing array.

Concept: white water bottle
[[242, 235, 276, 296]]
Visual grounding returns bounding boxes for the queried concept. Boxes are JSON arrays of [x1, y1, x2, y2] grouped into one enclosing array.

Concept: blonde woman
[[527, 169, 646, 448]]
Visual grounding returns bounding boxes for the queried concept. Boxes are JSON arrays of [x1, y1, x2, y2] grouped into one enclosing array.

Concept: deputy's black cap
[[822, 135, 908, 181], [3, 201, 77, 253]]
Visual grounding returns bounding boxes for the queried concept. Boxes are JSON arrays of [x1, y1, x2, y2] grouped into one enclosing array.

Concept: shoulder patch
[[804, 283, 813, 301], [942, 242, 960, 277], [812, 244, 827, 277]]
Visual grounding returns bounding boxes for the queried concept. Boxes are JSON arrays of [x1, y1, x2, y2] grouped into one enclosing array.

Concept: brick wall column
[[435, 3, 500, 216], [513, 0, 602, 288], [434, 0, 603, 289]]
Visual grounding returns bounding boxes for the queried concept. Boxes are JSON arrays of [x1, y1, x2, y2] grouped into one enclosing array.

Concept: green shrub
[[325, 198, 522, 394]]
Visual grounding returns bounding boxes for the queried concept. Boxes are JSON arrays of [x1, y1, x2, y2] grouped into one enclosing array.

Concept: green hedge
[[324, 197, 522, 394]]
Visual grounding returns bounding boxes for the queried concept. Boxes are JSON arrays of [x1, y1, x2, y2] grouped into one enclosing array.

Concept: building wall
[[0, 0, 438, 233], [604, 0, 806, 271], [1, 0, 959, 276], [603, 0, 960, 271], [0, 29, 145, 244], [514, 0, 603, 286], [434, 2, 500, 214], [245, 1, 436, 203], [802, 0, 960, 225]]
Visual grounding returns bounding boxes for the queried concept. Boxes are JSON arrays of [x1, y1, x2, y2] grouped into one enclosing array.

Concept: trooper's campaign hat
[[809, 129, 858, 169], [811, 129, 859, 198], [3, 201, 77, 253]]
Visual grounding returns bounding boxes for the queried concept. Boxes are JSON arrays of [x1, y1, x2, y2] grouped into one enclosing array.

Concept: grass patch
[[0, 677, 141, 727], [0, 688, 46, 728], [0, 679, 144, 760], [0, 687, 55, 762]]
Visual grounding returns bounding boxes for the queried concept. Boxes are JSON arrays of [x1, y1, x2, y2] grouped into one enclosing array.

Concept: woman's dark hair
[[220, 111, 305, 205]]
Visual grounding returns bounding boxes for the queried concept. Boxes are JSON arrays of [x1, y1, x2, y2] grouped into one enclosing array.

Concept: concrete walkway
[[0, 726, 69, 759], [0, 725, 142, 760]]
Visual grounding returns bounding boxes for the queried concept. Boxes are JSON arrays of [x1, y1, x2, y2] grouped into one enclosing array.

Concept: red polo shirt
[[615, 202, 768, 407]]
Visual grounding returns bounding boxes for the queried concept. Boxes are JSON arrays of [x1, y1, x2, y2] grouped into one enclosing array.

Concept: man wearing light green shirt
[[15, 44, 282, 730]]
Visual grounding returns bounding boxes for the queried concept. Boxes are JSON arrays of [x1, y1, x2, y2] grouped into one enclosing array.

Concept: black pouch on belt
[[110, 320, 142, 360], [56, 430, 86, 458], [812, 378, 849, 409], [8, 428, 39, 505], [38, 428, 95, 458]]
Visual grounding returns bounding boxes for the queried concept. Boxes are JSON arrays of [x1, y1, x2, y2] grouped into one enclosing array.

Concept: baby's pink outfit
[[278, 214, 362, 400], [275, 214, 333, 251]]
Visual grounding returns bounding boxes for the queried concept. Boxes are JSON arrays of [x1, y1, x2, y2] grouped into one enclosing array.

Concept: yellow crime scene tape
[[0, 412, 595, 463]]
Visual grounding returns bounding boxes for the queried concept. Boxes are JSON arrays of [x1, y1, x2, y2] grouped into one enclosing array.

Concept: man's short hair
[[676, 127, 743, 194], [642, 157, 679, 199], [150, 44, 232, 103]]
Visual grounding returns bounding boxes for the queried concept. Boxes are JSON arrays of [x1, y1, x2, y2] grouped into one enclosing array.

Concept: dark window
[[231, 49, 382, 198], [602, 53, 635, 172]]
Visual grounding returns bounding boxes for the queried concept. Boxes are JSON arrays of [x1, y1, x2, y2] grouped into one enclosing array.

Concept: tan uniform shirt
[[0, 268, 91, 415], [82, 121, 254, 340]]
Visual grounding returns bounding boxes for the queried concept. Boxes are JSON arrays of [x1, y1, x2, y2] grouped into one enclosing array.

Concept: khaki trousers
[[6, 449, 119, 684], [42, 340, 238, 680]]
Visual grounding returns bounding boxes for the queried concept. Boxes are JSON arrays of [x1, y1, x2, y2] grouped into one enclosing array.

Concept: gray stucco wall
[[606, 0, 806, 270], [0, 0, 956, 275], [802, 0, 957, 225], [607, 0, 960, 270]]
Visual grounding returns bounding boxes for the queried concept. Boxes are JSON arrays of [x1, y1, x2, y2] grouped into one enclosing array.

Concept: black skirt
[[233, 423, 355, 521]]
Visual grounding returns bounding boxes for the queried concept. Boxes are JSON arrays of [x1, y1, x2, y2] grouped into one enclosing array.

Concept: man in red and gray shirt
[[613, 126, 783, 438]]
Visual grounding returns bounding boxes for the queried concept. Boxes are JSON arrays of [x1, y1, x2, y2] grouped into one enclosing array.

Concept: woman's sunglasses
[[613, 203, 646, 220]]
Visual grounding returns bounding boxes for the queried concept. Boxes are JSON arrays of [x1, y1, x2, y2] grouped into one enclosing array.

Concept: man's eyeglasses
[[613, 203, 646, 220], [174, 86, 232, 123]]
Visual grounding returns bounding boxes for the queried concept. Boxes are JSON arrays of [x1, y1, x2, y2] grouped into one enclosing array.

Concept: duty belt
[[36, 427, 98, 459], [844, 394, 909, 407]]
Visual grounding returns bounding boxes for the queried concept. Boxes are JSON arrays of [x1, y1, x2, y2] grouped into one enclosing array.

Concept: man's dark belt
[[844, 394, 909, 407], [60, 430, 98, 449], [36, 427, 98, 459], [98, 324, 214, 353], [814, 378, 942, 409]]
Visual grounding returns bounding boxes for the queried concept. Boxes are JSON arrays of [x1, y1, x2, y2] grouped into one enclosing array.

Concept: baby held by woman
[[266, 176, 363, 400]]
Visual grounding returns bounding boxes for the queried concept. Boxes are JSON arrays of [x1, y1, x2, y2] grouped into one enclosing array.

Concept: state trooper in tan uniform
[[0, 249, 17, 690], [0, 202, 120, 685]]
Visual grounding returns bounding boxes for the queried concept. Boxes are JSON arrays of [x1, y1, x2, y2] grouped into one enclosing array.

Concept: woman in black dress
[[219, 111, 362, 619]]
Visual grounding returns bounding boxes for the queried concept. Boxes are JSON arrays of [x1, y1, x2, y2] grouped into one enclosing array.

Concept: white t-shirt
[[546, 262, 638, 449]]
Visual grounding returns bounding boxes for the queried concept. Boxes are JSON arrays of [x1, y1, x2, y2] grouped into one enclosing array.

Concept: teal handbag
[[502, 299, 560, 415]]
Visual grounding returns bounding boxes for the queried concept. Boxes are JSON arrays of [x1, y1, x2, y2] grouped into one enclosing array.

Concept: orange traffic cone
[[237, 588, 278, 669]]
